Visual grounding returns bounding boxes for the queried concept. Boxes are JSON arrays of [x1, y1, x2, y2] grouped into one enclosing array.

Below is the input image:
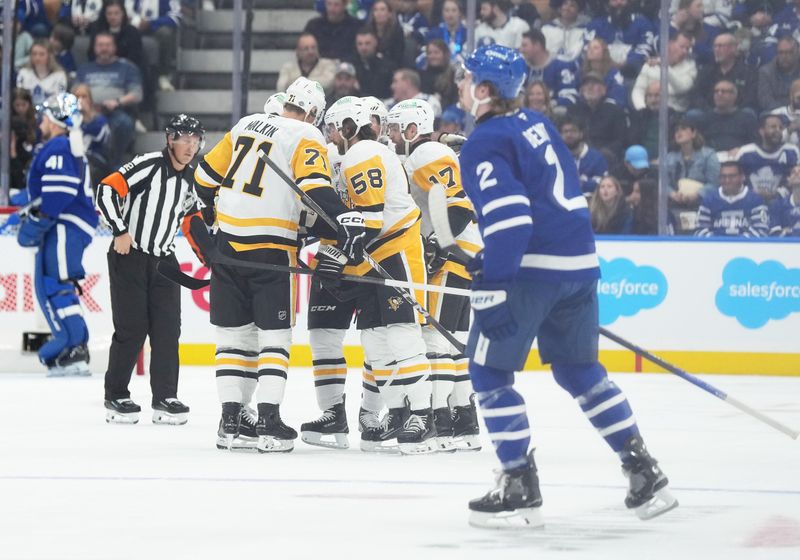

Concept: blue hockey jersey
[[81, 115, 111, 164], [574, 144, 608, 194], [460, 109, 599, 283], [525, 57, 580, 105], [769, 193, 800, 236], [695, 186, 769, 237], [27, 136, 99, 239], [736, 143, 800, 198], [585, 14, 655, 72]]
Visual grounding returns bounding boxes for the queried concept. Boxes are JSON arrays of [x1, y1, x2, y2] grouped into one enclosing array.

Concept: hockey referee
[[96, 115, 205, 425]]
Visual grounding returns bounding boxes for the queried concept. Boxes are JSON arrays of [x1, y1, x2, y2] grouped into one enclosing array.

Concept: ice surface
[[1, 368, 798, 560]]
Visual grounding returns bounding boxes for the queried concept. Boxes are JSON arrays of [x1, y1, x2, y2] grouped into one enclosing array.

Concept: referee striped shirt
[[96, 149, 199, 256]]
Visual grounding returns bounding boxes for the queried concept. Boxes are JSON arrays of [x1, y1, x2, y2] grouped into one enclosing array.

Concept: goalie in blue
[[17, 93, 98, 376], [456, 44, 677, 529]]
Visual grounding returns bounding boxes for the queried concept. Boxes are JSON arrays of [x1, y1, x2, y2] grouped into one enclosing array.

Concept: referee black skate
[[96, 115, 205, 425]]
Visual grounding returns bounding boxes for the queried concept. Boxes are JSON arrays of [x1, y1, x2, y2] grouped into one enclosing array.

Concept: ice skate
[[358, 406, 382, 433], [398, 408, 436, 455], [469, 450, 544, 530], [360, 405, 407, 453], [216, 402, 259, 451], [152, 398, 190, 425], [620, 436, 678, 520], [256, 403, 297, 453], [46, 344, 91, 377], [105, 398, 141, 424], [301, 398, 349, 450], [452, 394, 482, 451], [433, 407, 456, 453]]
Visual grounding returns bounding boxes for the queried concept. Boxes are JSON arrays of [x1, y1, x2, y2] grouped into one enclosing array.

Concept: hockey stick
[[156, 261, 210, 290], [257, 148, 466, 353], [0, 197, 42, 235], [428, 183, 800, 441]]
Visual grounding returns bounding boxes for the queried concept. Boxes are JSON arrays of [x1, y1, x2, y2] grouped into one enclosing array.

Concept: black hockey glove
[[335, 211, 366, 265], [315, 244, 349, 290], [423, 233, 447, 275]]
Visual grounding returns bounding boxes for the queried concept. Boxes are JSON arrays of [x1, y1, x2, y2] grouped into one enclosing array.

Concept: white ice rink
[[0, 367, 798, 560]]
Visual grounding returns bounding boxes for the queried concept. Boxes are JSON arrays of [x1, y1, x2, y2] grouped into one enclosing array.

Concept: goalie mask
[[285, 77, 326, 127]]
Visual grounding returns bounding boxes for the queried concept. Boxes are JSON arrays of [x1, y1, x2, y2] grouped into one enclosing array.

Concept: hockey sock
[[255, 346, 290, 404], [428, 353, 456, 409], [476, 384, 531, 471], [553, 363, 639, 453], [361, 363, 383, 412], [309, 328, 348, 410], [215, 348, 258, 404], [450, 349, 472, 407]]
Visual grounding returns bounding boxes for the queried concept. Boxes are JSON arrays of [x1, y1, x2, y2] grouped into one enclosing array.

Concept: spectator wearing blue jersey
[[49, 24, 77, 78], [76, 31, 143, 168], [559, 115, 608, 195], [73, 84, 112, 184], [65, 0, 104, 34], [520, 29, 580, 105], [541, 0, 589, 61], [695, 161, 770, 236], [736, 113, 800, 201], [125, 0, 181, 91], [580, 37, 629, 106], [455, 43, 675, 528], [758, 37, 800, 111], [589, 175, 633, 233], [16, 0, 69, 38], [631, 32, 697, 113], [17, 93, 99, 376], [426, 0, 468, 61], [566, 71, 629, 162], [585, 0, 655, 78], [773, 0, 800, 39], [769, 165, 800, 235]]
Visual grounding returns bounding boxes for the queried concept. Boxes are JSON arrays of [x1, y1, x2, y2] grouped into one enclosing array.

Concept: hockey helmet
[[264, 92, 288, 115], [285, 77, 326, 127], [39, 92, 82, 129], [165, 114, 206, 149], [387, 99, 435, 137], [361, 96, 388, 137], [463, 44, 527, 100], [325, 96, 371, 136]]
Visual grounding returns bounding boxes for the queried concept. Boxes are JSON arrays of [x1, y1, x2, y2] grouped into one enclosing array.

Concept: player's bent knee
[[551, 362, 608, 398], [469, 362, 515, 393]]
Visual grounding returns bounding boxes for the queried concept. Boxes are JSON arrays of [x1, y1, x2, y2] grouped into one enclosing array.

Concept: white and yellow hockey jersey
[[195, 113, 332, 254], [339, 139, 422, 275], [404, 141, 482, 279]]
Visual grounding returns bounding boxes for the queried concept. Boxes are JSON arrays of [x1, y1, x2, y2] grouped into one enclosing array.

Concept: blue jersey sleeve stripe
[[481, 195, 530, 216], [483, 216, 533, 237]]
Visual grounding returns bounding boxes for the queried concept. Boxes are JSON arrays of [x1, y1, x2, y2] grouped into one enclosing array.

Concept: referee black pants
[[104, 247, 181, 404]]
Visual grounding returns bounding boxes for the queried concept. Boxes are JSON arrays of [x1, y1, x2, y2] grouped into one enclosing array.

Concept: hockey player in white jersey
[[194, 77, 366, 453], [387, 98, 483, 452], [312, 96, 435, 454]]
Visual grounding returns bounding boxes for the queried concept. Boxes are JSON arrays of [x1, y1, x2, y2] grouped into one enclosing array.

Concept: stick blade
[[157, 261, 210, 290]]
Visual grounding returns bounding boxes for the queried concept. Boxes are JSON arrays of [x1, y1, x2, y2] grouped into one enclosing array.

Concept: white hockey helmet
[[285, 77, 326, 126], [386, 98, 435, 140], [264, 91, 287, 115], [361, 96, 388, 137], [325, 96, 371, 136]]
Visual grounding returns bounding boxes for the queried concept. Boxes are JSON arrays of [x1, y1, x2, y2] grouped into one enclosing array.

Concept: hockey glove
[[466, 251, 484, 278], [315, 244, 349, 290], [17, 210, 55, 248], [470, 280, 518, 341], [335, 211, 366, 265], [423, 233, 447, 275]]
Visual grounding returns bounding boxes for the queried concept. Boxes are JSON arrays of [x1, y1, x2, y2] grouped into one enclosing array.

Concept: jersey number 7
[[221, 135, 274, 197]]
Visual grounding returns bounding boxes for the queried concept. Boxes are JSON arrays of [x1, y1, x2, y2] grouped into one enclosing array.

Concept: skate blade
[[257, 435, 295, 453], [216, 435, 258, 452], [301, 431, 349, 450], [453, 434, 482, 452], [435, 436, 457, 453], [105, 411, 139, 424], [152, 412, 189, 425], [399, 439, 437, 455], [47, 363, 91, 377], [635, 488, 679, 520], [359, 439, 401, 454], [469, 507, 545, 530]]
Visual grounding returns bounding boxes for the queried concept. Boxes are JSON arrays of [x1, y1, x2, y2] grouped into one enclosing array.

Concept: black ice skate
[[398, 408, 436, 455], [256, 403, 297, 453], [433, 407, 456, 453], [358, 406, 382, 433], [46, 344, 91, 377], [360, 405, 408, 453], [469, 450, 544, 530], [217, 402, 258, 451], [452, 394, 482, 451], [300, 398, 349, 450], [105, 398, 141, 424], [152, 398, 190, 425], [620, 435, 678, 520]]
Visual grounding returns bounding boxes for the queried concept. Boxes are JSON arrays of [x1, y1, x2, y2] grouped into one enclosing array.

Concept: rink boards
[[0, 233, 798, 375]]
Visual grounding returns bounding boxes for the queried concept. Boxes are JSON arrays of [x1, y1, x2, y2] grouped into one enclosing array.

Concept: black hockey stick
[[428, 183, 799, 440], [256, 148, 466, 353], [157, 261, 210, 290]]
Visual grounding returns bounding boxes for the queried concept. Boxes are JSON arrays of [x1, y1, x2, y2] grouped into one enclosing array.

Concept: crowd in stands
[[3, 0, 800, 238]]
